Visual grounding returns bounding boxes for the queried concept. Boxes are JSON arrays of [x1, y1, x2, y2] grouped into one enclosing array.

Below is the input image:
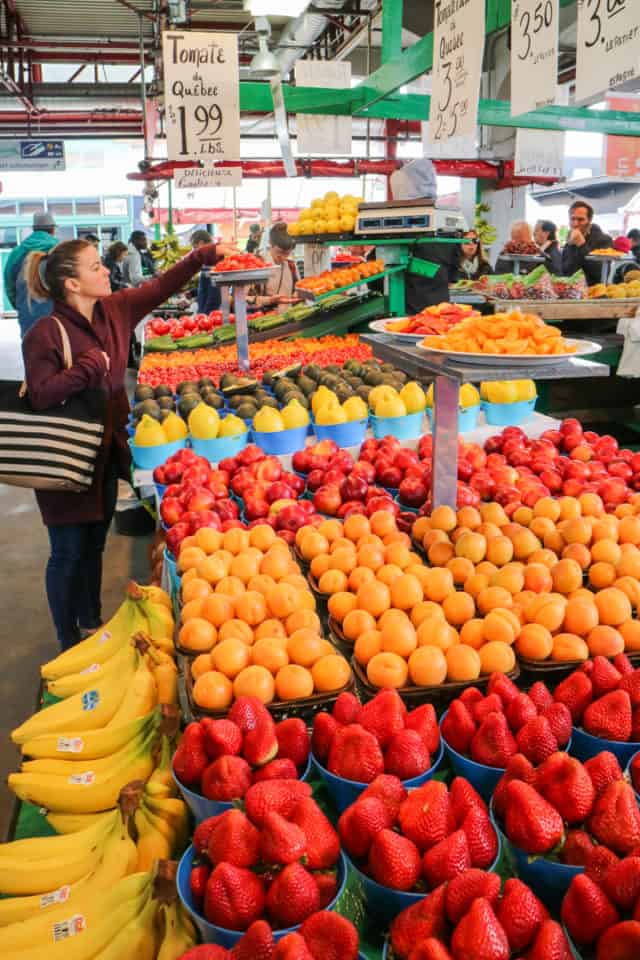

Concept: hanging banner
[[605, 93, 640, 177], [510, 0, 559, 116], [162, 31, 240, 162], [515, 127, 565, 178], [428, 0, 485, 147], [174, 166, 242, 189], [295, 61, 352, 156], [576, 0, 640, 103]]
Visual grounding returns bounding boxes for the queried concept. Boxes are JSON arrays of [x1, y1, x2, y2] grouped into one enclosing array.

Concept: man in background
[[246, 223, 263, 254], [3, 212, 58, 337], [191, 229, 221, 313], [123, 230, 156, 287], [562, 201, 613, 286]]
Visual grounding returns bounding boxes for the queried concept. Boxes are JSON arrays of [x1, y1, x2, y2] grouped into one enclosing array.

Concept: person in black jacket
[[561, 201, 613, 286], [103, 241, 128, 292], [452, 230, 493, 282], [533, 220, 563, 275], [191, 229, 222, 313]]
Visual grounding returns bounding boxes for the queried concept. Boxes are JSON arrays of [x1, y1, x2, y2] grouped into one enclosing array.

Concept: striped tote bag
[[0, 319, 106, 492]]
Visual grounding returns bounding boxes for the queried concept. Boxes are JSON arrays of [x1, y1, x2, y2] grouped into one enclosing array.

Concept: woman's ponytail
[[25, 251, 50, 301], [24, 240, 90, 303]]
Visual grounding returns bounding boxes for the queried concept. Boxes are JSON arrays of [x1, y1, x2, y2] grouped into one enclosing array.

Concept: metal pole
[[235, 284, 250, 373], [138, 13, 149, 161], [167, 178, 173, 233]]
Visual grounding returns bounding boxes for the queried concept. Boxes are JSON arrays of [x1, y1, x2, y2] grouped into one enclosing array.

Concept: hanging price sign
[[428, 0, 485, 147], [576, 0, 640, 102], [511, 0, 559, 116], [162, 31, 240, 162], [515, 128, 565, 177]]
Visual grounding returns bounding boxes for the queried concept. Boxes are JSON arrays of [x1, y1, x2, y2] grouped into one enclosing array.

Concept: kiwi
[[153, 385, 173, 399], [198, 377, 215, 390], [303, 364, 321, 381], [157, 397, 174, 411], [177, 380, 199, 395], [158, 409, 172, 422], [134, 385, 155, 402], [364, 369, 384, 386], [203, 392, 224, 409], [357, 385, 372, 402], [297, 375, 316, 397], [325, 364, 342, 375], [178, 394, 200, 419], [236, 402, 258, 419], [283, 392, 309, 408], [262, 370, 275, 387], [260, 396, 279, 410], [335, 385, 354, 403], [140, 399, 162, 420]]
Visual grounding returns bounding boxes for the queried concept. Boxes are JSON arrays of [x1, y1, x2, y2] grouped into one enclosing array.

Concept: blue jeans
[[45, 462, 118, 650]]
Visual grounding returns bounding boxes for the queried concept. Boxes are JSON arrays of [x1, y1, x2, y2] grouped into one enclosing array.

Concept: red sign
[[605, 94, 640, 178], [155, 207, 300, 225]]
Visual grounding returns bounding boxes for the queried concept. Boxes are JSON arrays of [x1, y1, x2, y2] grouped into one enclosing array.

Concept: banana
[[143, 795, 189, 843], [140, 600, 175, 653], [45, 811, 110, 834], [0, 809, 117, 862], [157, 900, 197, 960], [146, 645, 178, 705], [134, 805, 172, 871], [91, 893, 159, 960], [104, 653, 157, 728], [144, 734, 176, 798], [21, 720, 159, 776], [22, 707, 160, 761], [138, 583, 173, 612], [46, 643, 138, 699]]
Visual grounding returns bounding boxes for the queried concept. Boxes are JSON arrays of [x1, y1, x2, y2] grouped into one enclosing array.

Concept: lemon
[[340, 215, 356, 232], [218, 414, 247, 438], [281, 399, 310, 429], [134, 414, 167, 447], [368, 385, 397, 408], [459, 384, 480, 408], [342, 396, 368, 421], [515, 379, 536, 401], [311, 386, 339, 416], [375, 395, 407, 418], [162, 411, 188, 442], [400, 381, 427, 414], [313, 219, 328, 235], [311, 198, 325, 210], [316, 404, 347, 426], [188, 402, 220, 439], [324, 191, 339, 203], [426, 384, 434, 408], [253, 407, 285, 433]]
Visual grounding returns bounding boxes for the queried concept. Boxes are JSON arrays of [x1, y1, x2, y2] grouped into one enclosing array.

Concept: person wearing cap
[[613, 231, 640, 284], [3, 212, 59, 337]]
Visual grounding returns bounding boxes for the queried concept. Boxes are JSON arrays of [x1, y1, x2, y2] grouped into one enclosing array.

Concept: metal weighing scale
[[355, 197, 467, 237], [209, 267, 277, 373]]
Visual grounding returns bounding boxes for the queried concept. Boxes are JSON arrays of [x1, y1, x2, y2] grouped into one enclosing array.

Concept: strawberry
[[632, 753, 640, 793], [618, 671, 640, 707], [596, 921, 640, 960], [360, 773, 407, 819], [581, 659, 594, 676], [332, 691, 361, 726], [231, 920, 275, 960], [460, 686, 484, 707], [487, 671, 520, 708], [260, 812, 307, 866], [205, 863, 265, 930], [202, 756, 253, 802], [505, 693, 538, 732], [201, 718, 243, 761], [631, 703, 640, 741], [614, 652, 634, 676], [409, 940, 453, 960], [208, 809, 261, 869], [253, 758, 299, 782], [275, 718, 310, 769], [516, 716, 558, 766], [449, 776, 487, 826], [190, 863, 211, 909], [584, 750, 624, 796], [288, 797, 340, 869], [244, 779, 313, 828], [583, 690, 632, 741], [311, 712, 340, 764], [228, 696, 271, 733], [445, 868, 501, 925], [472, 693, 504, 724], [173, 722, 209, 786], [589, 780, 640, 854], [534, 752, 595, 824], [559, 829, 594, 866], [273, 933, 313, 960], [504, 781, 564, 854], [300, 911, 359, 960], [441, 700, 477, 754], [327, 724, 384, 782], [314, 870, 338, 909], [523, 919, 572, 960], [492, 754, 535, 821], [497, 878, 548, 952], [180, 948, 230, 960], [391, 885, 448, 959], [590, 656, 622, 698], [357, 689, 406, 748], [561, 873, 620, 945], [602, 856, 640, 910], [385, 729, 431, 780], [193, 816, 218, 855], [405, 704, 440, 754], [554, 671, 593, 724], [528, 681, 554, 714], [470, 712, 517, 768], [585, 845, 620, 884], [451, 897, 510, 960], [368, 828, 422, 891], [461, 806, 498, 869], [398, 780, 456, 853], [422, 829, 471, 889], [243, 716, 278, 768], [265, 863, 320, 929], [541, 703, 572, 748], [338, 796, 393, 859]]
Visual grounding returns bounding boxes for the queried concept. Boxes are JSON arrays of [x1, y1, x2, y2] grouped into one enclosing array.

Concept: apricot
[[593, 587, 632, 626], [592, 517, 619, 542], [529, 595, 567, 633], [275, 664, 314, 700], [491, 565, 525, 596], [191, 653, 213, 680], [480, 502, 509, 526], [446, 644, 481, 682], [544, 529, 566, 555], [381, 616, 417, 658], [423, 529, 450, 550], [310, 554, 331, 580], [587, 624, 624, 658], [533, 497, 562, 521], [299, 531, 329, 561], [233, 664, 276, 704], [212, 637, 252, 679], [551, 558, 583, 595], [513, 506, 534, 527], [476, 522, 503, 541], [318, 569, 348, 595], [562, 543, 592, 571], [476, 561, 499, 579], [423, 567, 455, 603], [529, 517, 556, 540], [558, 497, 582, 521], [367, 651, 408, 689], [559, 517, 592, 546], [563, 597, 599, 636], [479, 641, 516, 675], [476, 586, 513, 615], [354, 629, 383, 666], [619, 619, 640, 652], [579, 492, 605, 517], [529, 548, 560, 569], [417, 618, 458, 652], [343, 513, 371, 542], [356, 544, 384, 572], [377, 563, 404, 586], [464, 573, 490, 599], [616, 548, 640, 580], [349, 566, 376, 592], [428, 540, 455, 566], [408, 645, 447, 686], [485, 536, 514, 567], [410, 600, 445, 628], [523, 563, 553, 594], [441, 591, 476, 627], [551, 633, 589, 662], [356, 579, 391, 618], [457, 506, 482, 530], [342, 608, 377, 641], [193, 670, 233, 710], [430, 505, 457, 532], [327, 591, 357, 624], [454, 532, 487, 565], [619, 516, 640, 545], [459, 618, 485, 650], [588, 562, 617, 590], [614, 575, 640, 608], [482, 607, 519, 645], [516, 623, 553, 661], [447, 556, 476, 586], [450, 526, 472, 545], [385, 542, 412, 570], [390, 573, 424, 611]]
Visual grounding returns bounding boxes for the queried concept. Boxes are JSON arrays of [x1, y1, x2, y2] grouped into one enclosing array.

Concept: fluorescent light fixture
[[246, 0, 309, 15], [250, 35, 281, 79]]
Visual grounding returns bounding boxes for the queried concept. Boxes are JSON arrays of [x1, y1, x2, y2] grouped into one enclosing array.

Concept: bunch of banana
[[157, 898, 197, 960], [131, 581, 176, 655], [134, 737, 189, 871], [151, 233, 192, 269]]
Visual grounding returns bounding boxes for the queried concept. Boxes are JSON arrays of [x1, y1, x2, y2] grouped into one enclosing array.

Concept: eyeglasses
[[463, 238, 479, 245]]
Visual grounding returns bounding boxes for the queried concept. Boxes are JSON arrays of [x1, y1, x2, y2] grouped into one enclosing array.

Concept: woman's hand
[[101, 352, 111, 371], [194, 243, 239, 267], [216, 242, 241, 259]]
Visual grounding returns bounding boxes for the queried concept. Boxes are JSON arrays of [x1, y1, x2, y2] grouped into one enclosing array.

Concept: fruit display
[[213, 252, 267, 272], [384, 302, 480, 335], [502, 241, 541, 256], [151, 231, 192, 268], [420, 311, 577, 356], [287, 191, 362, 236], [563, 853, 640, 956], [590, 248, 625, 257], [253, 400, 310, 432], [146, 312, 229, 339], [369, 382, 427, 419], [296, 260, 385, 297], [480, 380, 537, 404], [264, 355, 413, 411], [589, 279, 640, 299], [134, 411, 188, 446], [475, 268, 588, 301], [426, 383, 479, 410], [554, 658, 640, 743]]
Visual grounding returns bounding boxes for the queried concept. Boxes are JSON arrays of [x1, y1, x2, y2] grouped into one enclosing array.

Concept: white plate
[[586, 254, 631, 261], [416, 338, 602, 365], [369, 318, 422, 341]]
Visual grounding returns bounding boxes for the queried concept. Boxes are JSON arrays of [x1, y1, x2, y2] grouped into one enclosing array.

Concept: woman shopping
[[453, 230, 493, 282], [23, 236, 237, 650]]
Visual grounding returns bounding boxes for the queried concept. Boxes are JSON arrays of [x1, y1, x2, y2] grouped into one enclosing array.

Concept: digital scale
[[354, 197, 467, 237]]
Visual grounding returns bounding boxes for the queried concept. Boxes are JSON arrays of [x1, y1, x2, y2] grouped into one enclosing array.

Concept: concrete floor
[[0, 318, 151, 839]]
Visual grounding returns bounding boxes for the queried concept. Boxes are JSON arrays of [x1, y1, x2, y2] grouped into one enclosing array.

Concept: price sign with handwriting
[[576, 0, 640, 102], [162, 31, 240, 163], [428, 0, 485, 147], [511, 0, 559, 116]]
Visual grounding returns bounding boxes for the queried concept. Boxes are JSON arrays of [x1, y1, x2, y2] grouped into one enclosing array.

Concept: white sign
[[511, 0, 559, 116], [576, 0, 640, 102], [162, 31, 240, 162], [515, 127, 565, 177], [0, 140, 65, 171], [174, 166, 242, 189], [428, 0, 485, 147], [295, 60, 352, 156]]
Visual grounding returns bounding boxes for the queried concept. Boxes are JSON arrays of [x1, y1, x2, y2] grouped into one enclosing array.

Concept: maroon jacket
[[23, 247, 219, 526]]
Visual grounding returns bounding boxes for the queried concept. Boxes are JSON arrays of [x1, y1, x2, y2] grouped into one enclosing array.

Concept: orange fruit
[[215, 576, 246, 601], [191, 653, 213, 680], [587, 624, 624, 657], [286, 609, 321, 636], [267, 583, 301, 619], [417, 618, 458, 652], [464, 573, 490, 600], [459, 618, 485, 650], [446, 645, 481, 682], [369, 510, 398, 538], [327, 591, 358, 624], [618, 515, 640, 545], [430, 505, 457, 532], [178, 618, 216, 652], [551, 633, 589, 662], [343, 513, 371, 542], [411, 600, 446, 628], [377, 563, 404, 586], [211, 637, 252, 679], [619, 620, 640, 652], [310, 555, 331, 580], [482, 608, 519, 644], [249, 523, 277, 552], [381, 616, 417, 658], [234, 590, 267, 626], [588, 562, 617, 590], [329, 547, 357, 574], [423, 568, 455, 603], [181, 597, 205, 623], [194, 527, 223, 554], [252, 638, 290, 673], [318, 570, 349, 595], [390, 574, 424, 611], [591, 539, 622, 566], [441, 591, 475, 627], [529, 595, 566, 633], [275, 664, 314, 700], [178, 546, 207, 574], [254, 618, 287, 641], [551, 558, 583, 595], [192, 671, 233, 710], [218, 619, 254, 646], [476, 586, 513, 615], [234, 664, 275, 703], [342, 609, 377, 641], [312, 654, 351, 692], [593, 587, 632, 626], [287, 629, 327, 667], [479, 641, 516, 675], [182, 578, 213, 604], [563, 597, 599, 636], [366, 651, 409, 689], [516, 623, 553, 660], [408, 645, 447, 686], [354, 629, 382, 666], [562, 543, 592, 571], [356, 579, 391, 618]]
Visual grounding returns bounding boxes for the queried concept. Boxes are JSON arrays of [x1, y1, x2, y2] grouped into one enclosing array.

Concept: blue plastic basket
[[191, 433, 248, 462], [370, 411, 424, 441], [129, 438, 186, 470], [163, 548, 181, 596], [426, 405, 480, 433], [312, 418, 368, 448], [172, 754, 312, 823], [155, 483, 166, 500], [251, 425, 309, 455], [625, 751, 640, 804], [177, 845, 347, 946], [481, 398, 537, 426], [311, 739, 443, 815], [570, 725, 640, 766]]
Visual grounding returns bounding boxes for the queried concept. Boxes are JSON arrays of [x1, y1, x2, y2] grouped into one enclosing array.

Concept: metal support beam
[[381, 0, 403, 65], [67, 64, 86, 83], [115, 0, 155, 23]]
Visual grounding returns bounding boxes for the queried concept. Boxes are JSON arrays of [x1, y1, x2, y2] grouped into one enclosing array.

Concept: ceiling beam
[[114, 0, 155, 23]]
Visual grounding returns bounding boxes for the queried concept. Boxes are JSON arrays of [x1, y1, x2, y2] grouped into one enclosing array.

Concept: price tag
[[40, 886, 71, 910], [511, 0, 559, 116], [80, 663, 100, 675], [428, 0, 485, 146], [52, 914, 86, 942], [81, 690, 99, 712], [68, 771, 95, 786], [97, 630, 111, 646], [515, 128, 565, 177], [174, 166, 242, 189], [56, 736, 84, 754], [576, 0, 640, 102], [162, 31, 240, 162]]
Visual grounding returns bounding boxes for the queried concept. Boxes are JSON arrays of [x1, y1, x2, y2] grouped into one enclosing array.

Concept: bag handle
[[18, 315, 72, 399]]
